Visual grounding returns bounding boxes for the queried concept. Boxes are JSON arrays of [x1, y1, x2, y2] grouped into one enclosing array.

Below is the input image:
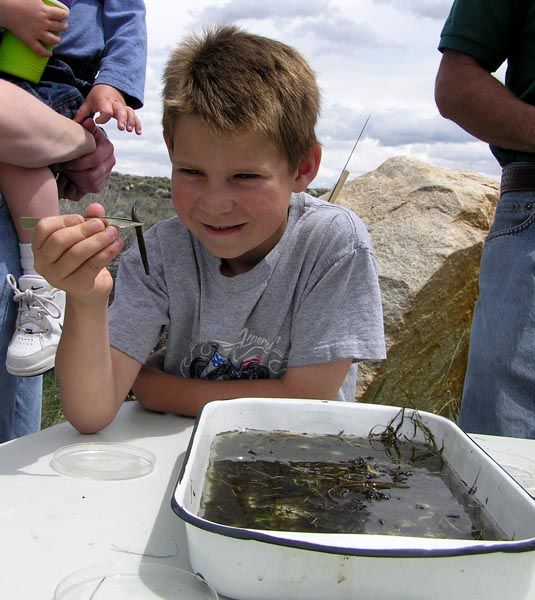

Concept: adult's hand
[[56, 118, 116, 201]]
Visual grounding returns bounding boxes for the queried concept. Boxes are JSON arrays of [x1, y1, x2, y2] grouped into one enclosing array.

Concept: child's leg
[[0, 162, 58, 275], [0, 163, 66, 377], [0, 162, 59, 241]]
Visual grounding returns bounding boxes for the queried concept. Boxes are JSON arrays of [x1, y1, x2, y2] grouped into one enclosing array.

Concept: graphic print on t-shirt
[[181, 327, 286, 381]]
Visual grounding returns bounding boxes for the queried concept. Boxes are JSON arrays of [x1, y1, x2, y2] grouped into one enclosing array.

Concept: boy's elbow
[[62, 405, 116, 435], [67, 418, 110, 435]]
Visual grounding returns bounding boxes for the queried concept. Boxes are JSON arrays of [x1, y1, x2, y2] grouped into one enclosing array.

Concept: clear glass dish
[[54, 560, 219, 599], [50, 442, 156, 480]]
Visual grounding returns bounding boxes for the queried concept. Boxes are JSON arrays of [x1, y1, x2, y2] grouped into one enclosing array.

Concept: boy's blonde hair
[[162, 25, 320, 170]]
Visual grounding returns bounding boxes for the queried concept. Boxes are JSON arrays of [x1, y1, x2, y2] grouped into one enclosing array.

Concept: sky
[[105, 0, 503, 189]]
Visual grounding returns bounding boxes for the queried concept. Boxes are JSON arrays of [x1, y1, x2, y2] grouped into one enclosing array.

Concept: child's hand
[[0, 0, 69, 56], [32, 204, 124, 305], [73, 84, 142, 135]]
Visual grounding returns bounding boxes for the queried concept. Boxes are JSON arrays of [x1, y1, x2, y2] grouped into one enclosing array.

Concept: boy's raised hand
[[32, 204, 124, 305], [0, 0, 68, 56], [73, 84, 142, 135]]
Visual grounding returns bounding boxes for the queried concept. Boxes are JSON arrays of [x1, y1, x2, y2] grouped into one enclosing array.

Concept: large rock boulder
[[334, 156, 499, 419]]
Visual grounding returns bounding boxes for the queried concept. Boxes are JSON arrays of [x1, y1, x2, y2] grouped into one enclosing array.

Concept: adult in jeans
[[0, 79, 115, 442], [435, 0, 535, 438]]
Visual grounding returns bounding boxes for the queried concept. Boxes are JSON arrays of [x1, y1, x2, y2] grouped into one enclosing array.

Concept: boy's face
[[165, 115, 315, 276]]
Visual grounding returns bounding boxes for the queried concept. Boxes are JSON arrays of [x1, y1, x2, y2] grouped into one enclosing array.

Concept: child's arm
[[73, 84, 142, 135], [69, 1, 146, 132], [132, 358, 353, 418], [32, 205, 141, 433], [0, 0, 68, 56]]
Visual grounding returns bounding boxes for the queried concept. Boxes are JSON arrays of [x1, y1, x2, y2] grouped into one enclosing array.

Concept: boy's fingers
[[53, 235, 124, 289], [40, 219, 117, 260], [84, 203, 107, 219], [33, 215, 112, 263], [32, 214, 85, 250], [35, 220, 123, 283], [70, 241, 123, 282]]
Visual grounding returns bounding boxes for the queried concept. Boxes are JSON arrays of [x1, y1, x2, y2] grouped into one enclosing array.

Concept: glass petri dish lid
[[54, 560, 219, 599], [50, 442, 156, 480]]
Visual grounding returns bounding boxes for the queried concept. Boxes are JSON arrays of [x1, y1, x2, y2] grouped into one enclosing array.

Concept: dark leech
[[132, 203, 150, 276]]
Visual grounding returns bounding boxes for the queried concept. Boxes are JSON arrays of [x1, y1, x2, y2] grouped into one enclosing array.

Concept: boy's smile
[[165, 115, 314, 276]]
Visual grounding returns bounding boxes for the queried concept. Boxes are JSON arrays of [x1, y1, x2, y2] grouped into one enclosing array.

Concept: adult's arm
[[0, 79, 95, 167], [435, 49, 535, 153]]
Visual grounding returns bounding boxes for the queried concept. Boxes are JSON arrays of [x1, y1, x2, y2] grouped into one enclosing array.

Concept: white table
[[1, 401, 535, 599]]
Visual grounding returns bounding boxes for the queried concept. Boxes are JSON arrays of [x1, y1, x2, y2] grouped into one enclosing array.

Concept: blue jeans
[[0, 197, 42, 442], [459, 189, 535, 438], [1, 56, 92, 119]]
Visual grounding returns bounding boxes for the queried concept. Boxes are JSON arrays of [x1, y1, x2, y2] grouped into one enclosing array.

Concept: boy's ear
[[163, 131, 174, 159], [292, 144, 322, 192]]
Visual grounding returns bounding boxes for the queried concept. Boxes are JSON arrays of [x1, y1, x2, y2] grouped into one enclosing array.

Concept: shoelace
[[6, 274, 62, 334]]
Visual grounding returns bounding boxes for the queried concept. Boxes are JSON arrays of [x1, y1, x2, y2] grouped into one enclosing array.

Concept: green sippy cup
[[0, 0, 70, 84]]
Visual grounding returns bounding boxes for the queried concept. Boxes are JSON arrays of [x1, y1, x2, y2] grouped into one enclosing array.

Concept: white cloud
[[189, 0, 329, 24], [374, 0, 452, 20], [291, 16, 382, 54]]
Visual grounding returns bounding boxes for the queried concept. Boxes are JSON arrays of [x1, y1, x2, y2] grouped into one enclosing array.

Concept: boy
[[33, 25, 385, 434], [0, 0, 146, 377]]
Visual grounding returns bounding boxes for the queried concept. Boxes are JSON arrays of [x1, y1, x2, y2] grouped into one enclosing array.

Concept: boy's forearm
[[55, 298, 119, 433], [133, 369, 290, 417], [132, 360, 351, 417]]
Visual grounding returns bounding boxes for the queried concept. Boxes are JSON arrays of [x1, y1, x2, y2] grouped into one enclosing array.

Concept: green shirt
[[439, 0, 535, 166]]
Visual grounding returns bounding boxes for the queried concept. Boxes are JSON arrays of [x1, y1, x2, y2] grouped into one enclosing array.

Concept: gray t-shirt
[[109, 192, 386, 401]]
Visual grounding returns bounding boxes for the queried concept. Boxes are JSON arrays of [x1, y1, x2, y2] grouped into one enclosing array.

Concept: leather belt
[[501, 162, 535, 194]]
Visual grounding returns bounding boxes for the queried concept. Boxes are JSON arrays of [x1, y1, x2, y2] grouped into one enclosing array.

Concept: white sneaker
[[5, 274, 66, 377]]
